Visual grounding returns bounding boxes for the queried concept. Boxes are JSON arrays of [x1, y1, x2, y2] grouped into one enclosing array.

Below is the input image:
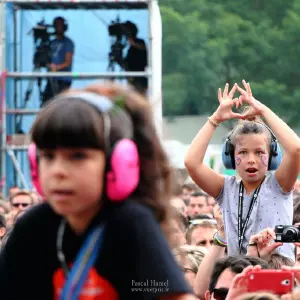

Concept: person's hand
[[213, 204, 226, 239], [280, 285, 300, 300], [50, 63, 57, 71], [127, 37, 135, 45], [281, 290, 300, 300], [214, 204, 223, 229], [282, 265, 300, 285], [247, 228, 282, 261], [211, 83, 244, 123], [226, 265, 262, 300], [236, 79, 265, 119], [294, 243, 300, 251]]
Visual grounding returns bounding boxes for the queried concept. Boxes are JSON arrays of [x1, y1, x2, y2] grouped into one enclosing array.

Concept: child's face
[[39, 148, 106, 219], [234, 134, 269, 184]]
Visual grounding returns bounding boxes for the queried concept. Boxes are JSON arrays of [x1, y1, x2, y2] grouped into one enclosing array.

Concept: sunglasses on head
[[12, 203, 30, 208], [188, 219, 218, 229], [212, 288, 229, 300]]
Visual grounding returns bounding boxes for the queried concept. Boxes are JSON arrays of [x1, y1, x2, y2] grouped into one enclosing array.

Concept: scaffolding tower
[[0, 0, 162, 195]]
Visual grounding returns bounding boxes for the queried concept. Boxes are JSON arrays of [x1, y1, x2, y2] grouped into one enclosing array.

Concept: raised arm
[[194, 205, 226, 299], [184, 83, 243, 198], [237, 80, 300, 192]]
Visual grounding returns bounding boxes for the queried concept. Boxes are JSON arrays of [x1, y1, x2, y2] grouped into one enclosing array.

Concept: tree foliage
[[161, 0, 300, 126]]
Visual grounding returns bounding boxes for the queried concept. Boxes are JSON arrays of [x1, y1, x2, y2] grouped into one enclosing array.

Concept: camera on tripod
[[32, 20, 54, 68], [108, 18, 132, 66]]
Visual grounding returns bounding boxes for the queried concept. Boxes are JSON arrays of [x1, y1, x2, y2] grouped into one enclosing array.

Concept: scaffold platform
[[2, 0, 149, 10]]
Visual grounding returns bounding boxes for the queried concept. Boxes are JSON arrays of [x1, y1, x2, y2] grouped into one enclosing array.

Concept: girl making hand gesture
[[185, 80, 300, 260]]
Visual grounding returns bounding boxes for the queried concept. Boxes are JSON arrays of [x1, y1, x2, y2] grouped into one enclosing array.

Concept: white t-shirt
[[216, 172, 294, 260]]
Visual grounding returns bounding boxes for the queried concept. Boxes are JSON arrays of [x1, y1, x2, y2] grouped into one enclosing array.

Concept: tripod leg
[[49, 78, 60, 97], [16, 67, 39, 133], [41, 77, 59, 106]]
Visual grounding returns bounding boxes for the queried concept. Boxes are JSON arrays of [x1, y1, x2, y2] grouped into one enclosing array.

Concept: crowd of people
[[169, 179, 300, 299], [0, 186, 41, 248], [0, 80, 300, 300]]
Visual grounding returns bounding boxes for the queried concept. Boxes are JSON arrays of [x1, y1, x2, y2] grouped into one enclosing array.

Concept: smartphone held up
[[247, 269, 294, 295]]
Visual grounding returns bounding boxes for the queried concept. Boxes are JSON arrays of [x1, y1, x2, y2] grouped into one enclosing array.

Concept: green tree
[[160, 0, 300, 126]]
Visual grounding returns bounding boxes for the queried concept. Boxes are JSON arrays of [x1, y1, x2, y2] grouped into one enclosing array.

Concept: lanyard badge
[[238, 179, 264, 253]]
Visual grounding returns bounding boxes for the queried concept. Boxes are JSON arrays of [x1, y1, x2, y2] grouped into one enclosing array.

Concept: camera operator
[[42, 17, 74, 105], [119, 21, 148, 95]]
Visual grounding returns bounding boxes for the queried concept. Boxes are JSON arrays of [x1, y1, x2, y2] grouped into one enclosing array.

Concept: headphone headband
[[52, 92, 123, 154], [226, 121, 277, 143], [57, 92, 114, 112]]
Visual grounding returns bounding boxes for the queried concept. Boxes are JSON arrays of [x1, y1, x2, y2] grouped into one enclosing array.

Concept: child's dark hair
[[230, 115, 272, 149], [30, 82, 175, 225]]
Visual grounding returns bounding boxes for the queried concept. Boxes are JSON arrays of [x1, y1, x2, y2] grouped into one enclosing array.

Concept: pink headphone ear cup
[[106, 139, 140, 202], [28, 144, 44, 198]]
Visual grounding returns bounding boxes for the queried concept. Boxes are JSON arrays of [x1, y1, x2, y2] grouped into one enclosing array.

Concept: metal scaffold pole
[[0, 0, 7, 194], [7, 71, 150, 78]]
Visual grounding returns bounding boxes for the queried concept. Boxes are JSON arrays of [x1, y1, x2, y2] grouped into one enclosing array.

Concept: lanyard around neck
[[56, 219, 106, 300], [238, 179, 264, 253]]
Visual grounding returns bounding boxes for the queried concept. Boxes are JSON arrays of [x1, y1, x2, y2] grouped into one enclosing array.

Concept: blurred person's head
[[0, 214, 6, 240], [205, 256, 270, 300], [243, 256, 272, 267], [283, 290, 300, 300], [295, 246, 300, 267], [170, 196, 188, 218], [173, 245, 208, 288], [0, 199, 10, 215], [207, 196, 216, 214], [9, 191, 34, 214], [267, 253, 294, 269], [29, 191, 42, 205], [181, 182, 197, 204], [166, 208, 188, 248], [188, 191, 209, 218], [5, 212, 15, 229], [8, 185, 20, 197], [238, 292, 280, 300], [186, 218, 217, 249], [14, 209, 27, 223], [53, 16, 67, 37]]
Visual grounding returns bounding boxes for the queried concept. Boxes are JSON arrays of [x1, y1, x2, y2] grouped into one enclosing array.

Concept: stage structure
[[0, 0, 162, 195]]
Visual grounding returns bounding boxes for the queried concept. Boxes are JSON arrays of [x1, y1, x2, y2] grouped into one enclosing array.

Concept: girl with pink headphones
[[0, 83, 196, 300]]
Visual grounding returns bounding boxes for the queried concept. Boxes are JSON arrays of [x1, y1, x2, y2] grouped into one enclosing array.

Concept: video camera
[[108, 18, 132, 40], [33, 20, 52, 43], [107, 17, 136, 66], [32, 20, 54, 68]]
